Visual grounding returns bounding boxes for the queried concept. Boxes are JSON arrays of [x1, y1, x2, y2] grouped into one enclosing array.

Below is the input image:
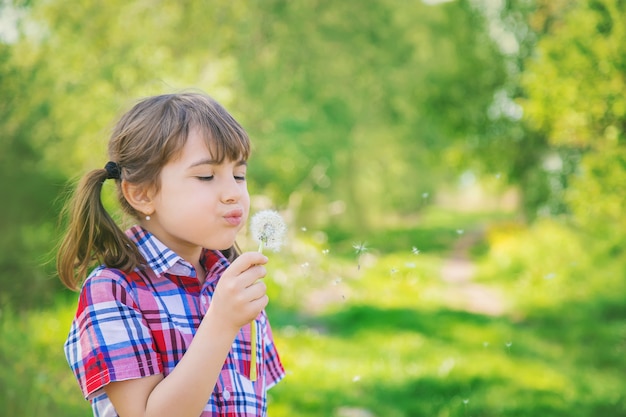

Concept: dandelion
[[251, 210, 287, 252], [411, 246, 420, 255], [249, 209, 286, 381]]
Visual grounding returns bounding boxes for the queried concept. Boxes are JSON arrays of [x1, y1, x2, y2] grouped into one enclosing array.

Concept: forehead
[[173, 128, 246, 167]]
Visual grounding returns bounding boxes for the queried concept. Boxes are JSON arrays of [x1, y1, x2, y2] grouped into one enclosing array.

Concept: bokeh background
[[1, 0, 625, 415]]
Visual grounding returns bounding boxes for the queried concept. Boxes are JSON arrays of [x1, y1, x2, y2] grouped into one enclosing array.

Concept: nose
[[220, 176, 243, 203]]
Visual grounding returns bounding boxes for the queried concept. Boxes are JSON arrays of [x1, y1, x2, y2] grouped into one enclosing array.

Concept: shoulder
[[78, 266, 153, 310]]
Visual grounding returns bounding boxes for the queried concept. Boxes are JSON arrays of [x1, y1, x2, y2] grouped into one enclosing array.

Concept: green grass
[[2, 212, 625, 416]]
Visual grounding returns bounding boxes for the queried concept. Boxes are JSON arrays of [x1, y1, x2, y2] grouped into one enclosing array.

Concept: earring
[[145, 215, 151, 221]]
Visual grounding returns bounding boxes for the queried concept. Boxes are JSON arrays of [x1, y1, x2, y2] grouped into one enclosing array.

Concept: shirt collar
[[126, 225, 229, 281]]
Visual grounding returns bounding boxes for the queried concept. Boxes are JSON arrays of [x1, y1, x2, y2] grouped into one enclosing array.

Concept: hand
[[208, 251, 269, 332]]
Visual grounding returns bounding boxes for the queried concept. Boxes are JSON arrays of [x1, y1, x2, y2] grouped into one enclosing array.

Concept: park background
[[1, 0, 625, 415]]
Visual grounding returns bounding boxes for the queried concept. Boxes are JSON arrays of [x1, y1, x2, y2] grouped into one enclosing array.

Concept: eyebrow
[[188, 158, 248, 169]]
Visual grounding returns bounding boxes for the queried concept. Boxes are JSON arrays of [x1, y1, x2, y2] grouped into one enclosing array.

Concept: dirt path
[[440, 229, 506, 316]]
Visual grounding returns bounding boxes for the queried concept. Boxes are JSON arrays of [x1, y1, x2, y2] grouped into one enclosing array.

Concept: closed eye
[[197, 176, 214, 181], [234, 175, 246, 182]]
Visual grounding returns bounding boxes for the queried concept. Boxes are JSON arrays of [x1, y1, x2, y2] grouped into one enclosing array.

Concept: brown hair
[[57, 92, 250, 290]]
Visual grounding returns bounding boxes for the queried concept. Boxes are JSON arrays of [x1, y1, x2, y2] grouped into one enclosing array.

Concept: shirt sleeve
[[261, 311, 285, 389], [64, 268, 163, 399]]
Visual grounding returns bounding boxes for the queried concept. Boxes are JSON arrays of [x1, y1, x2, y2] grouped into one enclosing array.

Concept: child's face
[[146, 127, 250, 262]]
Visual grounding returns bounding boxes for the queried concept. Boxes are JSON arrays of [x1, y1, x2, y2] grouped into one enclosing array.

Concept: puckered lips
[[223, 208, 244, 226]]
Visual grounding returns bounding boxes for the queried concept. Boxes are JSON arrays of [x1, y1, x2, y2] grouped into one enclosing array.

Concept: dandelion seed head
[[251, 210, 286, 252]]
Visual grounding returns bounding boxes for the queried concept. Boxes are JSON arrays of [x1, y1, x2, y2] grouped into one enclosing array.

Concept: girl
[[57, 92, 285, 417]]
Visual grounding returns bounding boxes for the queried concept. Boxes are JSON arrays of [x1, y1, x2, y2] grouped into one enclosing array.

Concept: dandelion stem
[[250, 238, 265, 381], [250, 321, 257, 381]]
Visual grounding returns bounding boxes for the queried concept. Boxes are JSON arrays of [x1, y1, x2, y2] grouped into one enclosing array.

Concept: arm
[[104, 251, 269, 417]]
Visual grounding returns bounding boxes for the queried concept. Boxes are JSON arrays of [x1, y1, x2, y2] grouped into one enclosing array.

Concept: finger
[[226, 252, 268, 276], [246, 280, 267, 300]]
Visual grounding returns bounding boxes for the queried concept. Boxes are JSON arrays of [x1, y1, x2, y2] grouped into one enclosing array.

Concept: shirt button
[[223, 389, 231, 400]]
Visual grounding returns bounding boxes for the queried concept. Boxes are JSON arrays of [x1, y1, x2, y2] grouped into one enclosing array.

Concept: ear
[[121, 179, 155, 217]]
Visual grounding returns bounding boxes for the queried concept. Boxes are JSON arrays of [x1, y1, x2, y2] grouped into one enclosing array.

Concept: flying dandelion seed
[[301, 226, 307, 232], [456, 229, 464, 235], [352, 375, 361, 382], [353, 241, 367, 254], [411, 246, 420, 255], [352, 241, 368, 271], [322, 249, 330, 255], [422, 192, 429, 198], [505, 341, 513, 354], [483, 342, 490, 348], [390, 268, 398, 275]]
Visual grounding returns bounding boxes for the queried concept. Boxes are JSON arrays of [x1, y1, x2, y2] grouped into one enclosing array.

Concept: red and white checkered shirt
[[64, 226, 285, 416]]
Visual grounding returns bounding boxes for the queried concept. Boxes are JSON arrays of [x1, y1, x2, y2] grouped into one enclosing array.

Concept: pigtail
[[56, 168, 144, 291]]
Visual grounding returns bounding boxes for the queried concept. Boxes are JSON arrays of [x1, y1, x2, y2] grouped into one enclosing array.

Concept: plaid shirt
[[64, 226, 285, 417]]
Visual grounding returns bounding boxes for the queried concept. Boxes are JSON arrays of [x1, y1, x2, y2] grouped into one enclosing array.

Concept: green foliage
[[519, 0, 626, 222], [230, 0, 507, 228], [566, 148, 626, 249], [0, 298, 90, 416]]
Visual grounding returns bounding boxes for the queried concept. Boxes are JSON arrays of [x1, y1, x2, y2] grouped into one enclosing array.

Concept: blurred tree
[[519, 0, 626, 249], [228, 0, 507, 231]]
